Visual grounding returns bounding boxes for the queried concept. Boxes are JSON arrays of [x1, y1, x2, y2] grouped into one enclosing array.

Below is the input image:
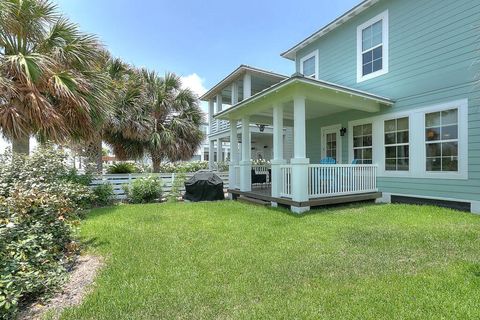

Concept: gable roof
[[199, 65, 287, 101], [281, 0, 379, 60]]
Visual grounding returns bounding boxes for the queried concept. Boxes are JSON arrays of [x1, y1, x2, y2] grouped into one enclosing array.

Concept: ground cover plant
[[60, 201, 480, 319]]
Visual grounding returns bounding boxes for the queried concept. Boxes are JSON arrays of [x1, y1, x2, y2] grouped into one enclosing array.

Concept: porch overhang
[[214, 75, 394, 124]]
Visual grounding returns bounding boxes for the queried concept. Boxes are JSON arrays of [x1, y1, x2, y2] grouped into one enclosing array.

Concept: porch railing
[[280, 165, 292, 197], [308, 164, 377, 198], [210, 119, 230, 135]]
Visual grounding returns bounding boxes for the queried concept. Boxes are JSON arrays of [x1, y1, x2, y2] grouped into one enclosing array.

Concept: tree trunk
[[85, 137, 103, 174], [151, 152, 162, 173], [12, 135, 30, 155]]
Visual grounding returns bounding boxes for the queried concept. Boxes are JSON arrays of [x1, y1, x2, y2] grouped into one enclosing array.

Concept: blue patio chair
[[351, 159, 360, 164], [320, 157, 337, 164]]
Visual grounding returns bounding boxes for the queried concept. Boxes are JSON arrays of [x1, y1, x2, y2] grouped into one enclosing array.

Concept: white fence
[[280, 165, 292, 197], [91, 172, 229, 200]]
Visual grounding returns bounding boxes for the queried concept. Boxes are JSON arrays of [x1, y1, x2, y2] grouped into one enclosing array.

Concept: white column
[[216, 138, 222, 163], [271, 104, 286, 201], [208, 140, 215, 170], [231, 82, 239, 105], [243, 72, 252, 99], [240, 116, 252, 191], [208, 99, 215, 135], [229, 120, 239, 192], [216, 94, 223, 113], [291, 95, 310, 213]]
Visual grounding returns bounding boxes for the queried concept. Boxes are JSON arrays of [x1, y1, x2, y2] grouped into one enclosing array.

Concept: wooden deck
[[228, 187, 382, 208]]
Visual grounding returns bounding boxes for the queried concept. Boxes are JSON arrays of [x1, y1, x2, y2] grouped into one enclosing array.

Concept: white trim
[[348, 98, 468, 180], [299, 50, 319, 79], [356, 10, 389, 83], [321, 124, 342, 163]]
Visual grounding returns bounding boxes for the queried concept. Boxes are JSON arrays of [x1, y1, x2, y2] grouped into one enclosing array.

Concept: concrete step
[[237, 196, 270, 206]]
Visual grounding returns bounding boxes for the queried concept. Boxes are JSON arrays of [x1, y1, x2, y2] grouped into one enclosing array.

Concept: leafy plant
[[107, 162, 138, 174], [155, 161, 208, 173], [123, 176, 162, 204], [93, 183, 116, 207]]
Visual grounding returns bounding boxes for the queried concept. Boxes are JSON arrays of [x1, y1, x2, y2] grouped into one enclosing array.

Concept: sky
[[53, 0, 361, 106]]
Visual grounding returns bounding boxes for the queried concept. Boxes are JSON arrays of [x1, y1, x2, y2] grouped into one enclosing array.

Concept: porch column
[[208, 99, 214, 127], [231, 82, 239, 105], [271, 103, 286, 203], [291, 95, 310, 213], [208, 139, 215, 169], [229, 120, 239, 192], [216, 138, 222, 163], [240, 116, 252, 191], [243, 73, 252, 99]]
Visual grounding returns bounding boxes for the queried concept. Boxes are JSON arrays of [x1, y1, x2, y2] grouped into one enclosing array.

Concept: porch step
[[237, 196, 270, 206]]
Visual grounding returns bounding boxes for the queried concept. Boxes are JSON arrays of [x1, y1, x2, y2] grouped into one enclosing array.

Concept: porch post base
[[291, 205, 310, 214], [270, 159, 286, 198], [291, 157, 310, 203], [229, 192, 238, 200], [228, 163, 238, 191], [471, 201, 480, 214], [239, 160, 252, 192], [271, 201, 278, 208], [375, 192, 391, 204]]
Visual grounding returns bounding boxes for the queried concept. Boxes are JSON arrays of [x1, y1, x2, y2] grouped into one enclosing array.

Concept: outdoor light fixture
[[257, 124, 266, 132], [340, 127, 347, 136]]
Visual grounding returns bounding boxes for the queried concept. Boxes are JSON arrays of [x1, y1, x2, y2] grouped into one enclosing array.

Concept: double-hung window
[[353, 123, 373, 164], [357, 10, 389, 82], [385, 117, 409, 171], [300, 50, 318, 79], [425, 109, 458, 172]]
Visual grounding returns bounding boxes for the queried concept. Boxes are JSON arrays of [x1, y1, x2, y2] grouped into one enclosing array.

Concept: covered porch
[[215, 75, 394, 213]]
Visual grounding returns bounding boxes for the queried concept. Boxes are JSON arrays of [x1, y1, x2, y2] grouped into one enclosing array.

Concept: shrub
[[93, 183, 116, 207], [0, 146, 93, 318], [123, 176, 162, 204], [156, 161, 208, 173], [215, 161, 229, 172], [167, 173, 186, 203], [107, 162, 138, 174]]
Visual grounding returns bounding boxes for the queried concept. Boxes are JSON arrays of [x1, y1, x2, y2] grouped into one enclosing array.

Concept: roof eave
[[280, 0, 378, 60]]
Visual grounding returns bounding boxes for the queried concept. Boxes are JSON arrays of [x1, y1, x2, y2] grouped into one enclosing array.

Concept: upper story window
[[357, 10, 389, 82], [300, 50, 318, 79]]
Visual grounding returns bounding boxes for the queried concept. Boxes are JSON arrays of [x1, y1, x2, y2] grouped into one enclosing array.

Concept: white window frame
[[356, 10, 389, 83], [348, 98, 468, 180], [384, 117, 410, 172], [300, 50, 319, 79]]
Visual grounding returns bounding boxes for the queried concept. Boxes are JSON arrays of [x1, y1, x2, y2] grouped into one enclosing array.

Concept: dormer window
[[300, 50, 318, 79], [357, 10, 389, 82]]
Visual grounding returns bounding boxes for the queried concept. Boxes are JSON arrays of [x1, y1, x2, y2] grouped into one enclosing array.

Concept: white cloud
[[181, 73, 209, 115]]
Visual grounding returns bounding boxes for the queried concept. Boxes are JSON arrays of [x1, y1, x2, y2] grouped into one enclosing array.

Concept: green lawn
[[60, 201, 480, 319]]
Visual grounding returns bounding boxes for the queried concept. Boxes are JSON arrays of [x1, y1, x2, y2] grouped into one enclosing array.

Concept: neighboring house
[[205, 0, 480, 213]]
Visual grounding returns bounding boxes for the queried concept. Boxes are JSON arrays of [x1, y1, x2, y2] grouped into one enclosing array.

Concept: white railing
[[280, 165, 292, 197], [308, 164, 377, 198], [210, 119, 230, 134], [234, 166, 240, 189]]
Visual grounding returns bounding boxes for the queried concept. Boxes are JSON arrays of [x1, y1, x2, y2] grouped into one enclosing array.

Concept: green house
[[201, 0, 480, 214]]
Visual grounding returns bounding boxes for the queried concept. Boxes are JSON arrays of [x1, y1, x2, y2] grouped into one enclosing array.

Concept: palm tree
[[104, 69, 204, 172], [0, 0, 111, 154]]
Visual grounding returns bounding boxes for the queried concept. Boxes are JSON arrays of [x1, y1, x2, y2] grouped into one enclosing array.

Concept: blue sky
[[54, 0, 361, 101]]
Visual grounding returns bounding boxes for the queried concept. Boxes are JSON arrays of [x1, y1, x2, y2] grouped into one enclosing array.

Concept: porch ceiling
[[214, 75, 395, 124]]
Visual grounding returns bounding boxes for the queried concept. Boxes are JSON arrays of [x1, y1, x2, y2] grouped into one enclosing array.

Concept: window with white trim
[[353, 123, 373, 164], [385, 117, 409, 171], [300, 51, 318, 79], [425, 109, 458, 172], [357, 10, 388, 82]]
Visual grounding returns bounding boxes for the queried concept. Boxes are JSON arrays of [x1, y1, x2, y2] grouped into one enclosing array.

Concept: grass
[[59, 201, 480, 319]]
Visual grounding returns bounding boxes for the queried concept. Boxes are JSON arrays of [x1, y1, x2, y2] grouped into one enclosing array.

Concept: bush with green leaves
[[123, 176, 162, 203], [0, 147, 93, 318], [156, 161, 208, 173], [107, 162, 138, 174], [92, 183, 116, 207]]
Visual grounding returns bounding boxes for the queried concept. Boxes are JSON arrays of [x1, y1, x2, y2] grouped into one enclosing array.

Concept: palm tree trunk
[[151, 153, 162, 173], [85, 137, 103, 174], [12, 135, 30, 155]]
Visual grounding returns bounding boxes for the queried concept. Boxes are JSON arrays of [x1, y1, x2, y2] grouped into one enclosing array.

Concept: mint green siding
[[300, 0, 480, 202]]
